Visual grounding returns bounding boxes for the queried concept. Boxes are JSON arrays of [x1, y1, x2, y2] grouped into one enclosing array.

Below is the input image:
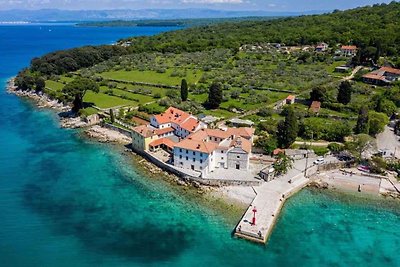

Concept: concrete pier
[[234, 173, 310, 244]]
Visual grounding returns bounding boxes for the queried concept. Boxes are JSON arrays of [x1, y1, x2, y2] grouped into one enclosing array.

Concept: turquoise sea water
[[0, 24, 400, 267]]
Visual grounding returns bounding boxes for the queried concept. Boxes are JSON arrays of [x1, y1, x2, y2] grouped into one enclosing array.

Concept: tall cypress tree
[[207, 82, 222, 109], [180, 79, 188, 101], [277, 107, 298, 148], [337, 81, 352, 105], [355, 107, 369, 134], [110, 109, 115, 123]]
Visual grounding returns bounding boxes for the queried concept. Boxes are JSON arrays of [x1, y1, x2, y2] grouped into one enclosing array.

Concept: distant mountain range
[[0, 8, 328, 22]]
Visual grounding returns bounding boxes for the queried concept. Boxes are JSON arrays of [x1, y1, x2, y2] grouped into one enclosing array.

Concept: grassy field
[[100, 69, 200, 86], [45, 80, 64, 91], [42, 47, 392, 143], [83, 91, 137, 109]]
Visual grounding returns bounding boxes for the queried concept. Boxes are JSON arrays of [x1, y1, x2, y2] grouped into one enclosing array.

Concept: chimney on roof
[[196, 144, 201, 149]]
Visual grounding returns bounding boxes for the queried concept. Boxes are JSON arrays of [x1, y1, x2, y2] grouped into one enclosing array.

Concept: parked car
[[337, 151, 354, 162], [357, 165, 370, 173], [313, 158, 325, 165]]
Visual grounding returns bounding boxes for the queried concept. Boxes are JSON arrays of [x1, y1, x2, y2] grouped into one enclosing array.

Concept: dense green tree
[[369, 111, 389, 136], [180, 79, 188, 101], [27, 3, 400, 77], [257, 107, 273, 117], [310, 87, 326, 102], [337, 81, 352, 105], [35, 77, 46, 92], [374, 96, 397, 117], [62, 78, 99, 112], [300, 117, 351, 142], [346, 134, 375, 160], [274, 153, 294, 176], [15, 69, 35, 91], [207, 82, 223, 109], [255, 136, 278, 154], [277, 106, 298, 148], [355, 107, 370, 134], [110, 109, 115, 123]]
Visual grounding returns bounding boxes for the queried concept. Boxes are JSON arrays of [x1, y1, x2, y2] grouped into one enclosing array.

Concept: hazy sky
[[0, 0, 394, 11]]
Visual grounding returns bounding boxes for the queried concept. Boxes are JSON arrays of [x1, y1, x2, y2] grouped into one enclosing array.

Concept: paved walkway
[[376, 126, 400, 159], [234, 172, 310, 243], [205, 169, 260, 182]]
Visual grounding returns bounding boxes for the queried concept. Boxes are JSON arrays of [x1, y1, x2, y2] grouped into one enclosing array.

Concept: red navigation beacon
[[252, 206, 257, 226]]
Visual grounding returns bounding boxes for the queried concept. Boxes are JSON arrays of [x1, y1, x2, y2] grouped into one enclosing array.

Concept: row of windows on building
[[178, 162, 204, 171], [178, 148, 204, 157], [178, 155, 204, 164]]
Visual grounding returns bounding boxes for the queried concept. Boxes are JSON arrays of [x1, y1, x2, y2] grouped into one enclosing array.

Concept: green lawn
[[45, 80, 64, 91], [80, 107, 99, 116], [59, 76, 75, 83], [326, 60, 348, 73], [118, 83, 167, 96], [202, 109, 236, 119], [100, 69, 200, 86], [83, 91, 136, 109], [113, 88, 154, 103]]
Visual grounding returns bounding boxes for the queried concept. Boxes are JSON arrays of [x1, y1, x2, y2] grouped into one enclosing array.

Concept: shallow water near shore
[[1, 24, 400, 266]]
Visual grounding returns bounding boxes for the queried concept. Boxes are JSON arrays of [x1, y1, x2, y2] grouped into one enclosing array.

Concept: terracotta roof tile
[[153, 107, 191, 125], [180, 117, 199, 132], [155, 127, 175, 135], [174, 138, 219, 154], [132, 125, 157, 138], [175, 127, 255, 154], [341, 45, 357, 50], [309, 101, 321, 113], [380, 67, 400, 75], [149, 138, 177, 149]]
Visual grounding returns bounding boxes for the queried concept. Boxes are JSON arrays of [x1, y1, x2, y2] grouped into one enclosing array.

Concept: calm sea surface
[[0, 24, 400, 267]]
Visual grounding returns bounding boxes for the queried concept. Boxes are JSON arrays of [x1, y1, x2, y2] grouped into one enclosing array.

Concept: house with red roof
[[286, 95, 296, 105], [362, 66, 400, 85], [132, 106, 255, 177], [309, 101, 321, 114], [150, 106, 205, 138], [340, 45, 357, 57]]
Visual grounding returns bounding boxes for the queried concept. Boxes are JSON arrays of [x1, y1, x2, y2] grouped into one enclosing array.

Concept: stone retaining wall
[[131, 145, 262, 187]]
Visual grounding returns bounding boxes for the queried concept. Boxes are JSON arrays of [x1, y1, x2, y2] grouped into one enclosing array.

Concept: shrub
[[328, 143, 344, 153]]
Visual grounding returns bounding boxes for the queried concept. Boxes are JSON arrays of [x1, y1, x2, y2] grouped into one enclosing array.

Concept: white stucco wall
[[173, 147, 209, 174]]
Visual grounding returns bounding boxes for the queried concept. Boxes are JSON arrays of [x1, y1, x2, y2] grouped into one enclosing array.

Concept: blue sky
[[0, 0, 394, 11]]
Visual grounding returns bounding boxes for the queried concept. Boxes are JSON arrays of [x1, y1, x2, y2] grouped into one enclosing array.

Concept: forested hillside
[[123, 2, 400, 55], [27, 2, 400, 76]]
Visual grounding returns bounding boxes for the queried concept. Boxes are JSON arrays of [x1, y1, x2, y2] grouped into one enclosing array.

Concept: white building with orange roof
[[131, 124, 158, 151], [132, 106, 206, 152], [150, 106, 206, 138], [340, 45, 357, 57], [132, 106, 255, 178], [173, 128, 254, 177]]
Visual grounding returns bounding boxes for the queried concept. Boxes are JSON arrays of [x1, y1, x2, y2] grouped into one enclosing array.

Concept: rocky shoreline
[[7, 79, 244, 214], [7, 78, 71, 112], [7, 78, 131, 144]]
